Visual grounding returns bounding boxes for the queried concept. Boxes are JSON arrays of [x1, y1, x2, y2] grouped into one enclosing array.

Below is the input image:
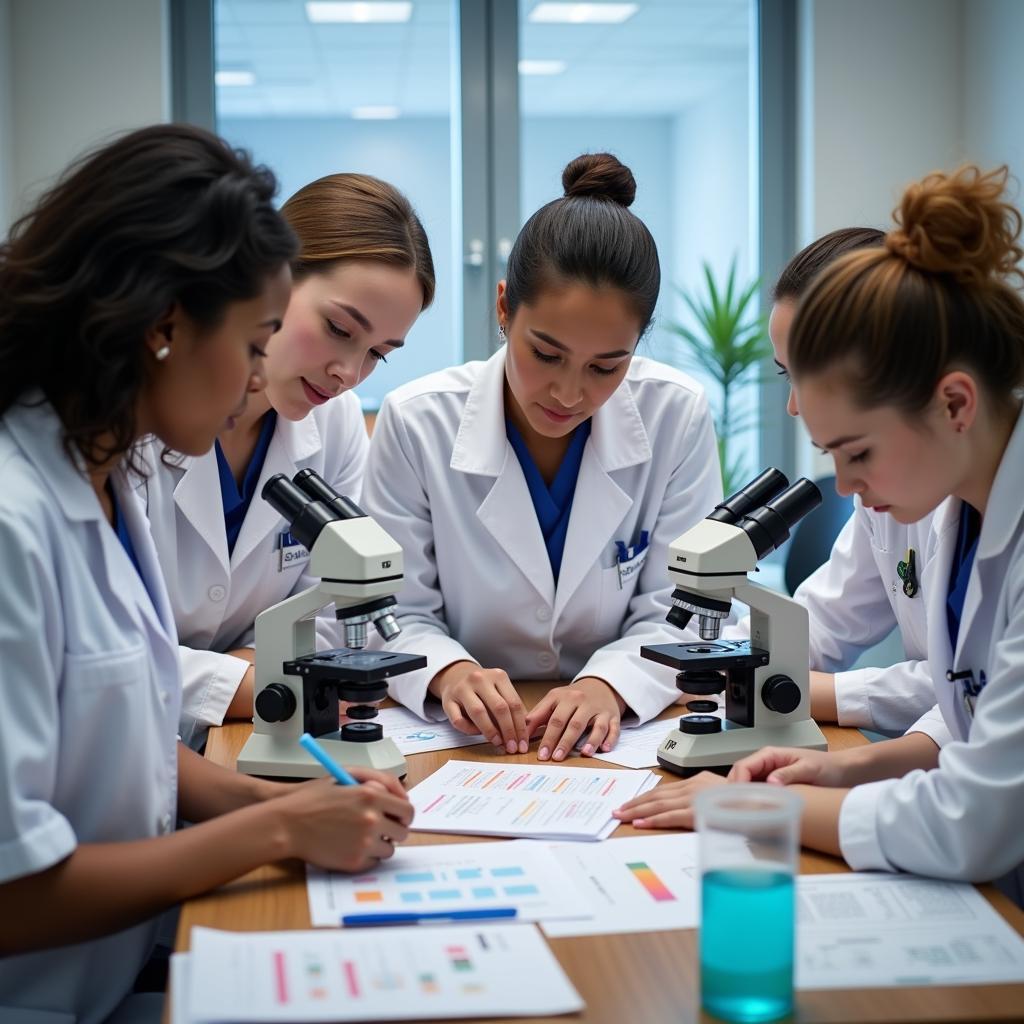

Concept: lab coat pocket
[[592, 555, 644, 641], [63, 644, 149, 694]]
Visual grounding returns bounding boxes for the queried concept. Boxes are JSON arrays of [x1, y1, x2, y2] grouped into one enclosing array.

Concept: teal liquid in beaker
[[701, 868, 794, 1023]]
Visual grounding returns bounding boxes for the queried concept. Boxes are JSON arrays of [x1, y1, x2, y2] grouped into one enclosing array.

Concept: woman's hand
[[525, 677, 625, 761], [728, 746, 851, 787], [613, 772, 726, 829], [429, 661, 529, 753], [273, 769, 414, 873]]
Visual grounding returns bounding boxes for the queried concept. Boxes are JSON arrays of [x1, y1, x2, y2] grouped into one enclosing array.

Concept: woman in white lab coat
[[142, 173, 434, 749], [0, 125, 412, 1024], [618, 165, 1024, 905], [770, 229, 943, 739], [362, 153, 722, 761]]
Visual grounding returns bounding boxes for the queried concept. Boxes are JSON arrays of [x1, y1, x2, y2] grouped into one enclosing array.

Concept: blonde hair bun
[[562, 152, 636, 208], [885, 165, 1023, 287]]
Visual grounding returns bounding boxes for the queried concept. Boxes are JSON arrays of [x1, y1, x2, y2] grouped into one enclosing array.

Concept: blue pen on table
[[299, 732, 359, 786], [342, 907, 518, 928]]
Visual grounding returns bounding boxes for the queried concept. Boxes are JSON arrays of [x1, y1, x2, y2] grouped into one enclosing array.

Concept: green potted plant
[[665, 257, 771, 494]]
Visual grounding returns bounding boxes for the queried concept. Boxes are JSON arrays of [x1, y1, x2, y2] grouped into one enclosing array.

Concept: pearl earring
[[154, 344, 171, 362]]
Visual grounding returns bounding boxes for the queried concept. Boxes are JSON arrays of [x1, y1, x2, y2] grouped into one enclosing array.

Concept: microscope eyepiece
[[293, 468, 366, 520], [738, 477, 823, 559], [262, 473, 338, 552], [707, 467, 789, 526], [262, 474, 310, 523]]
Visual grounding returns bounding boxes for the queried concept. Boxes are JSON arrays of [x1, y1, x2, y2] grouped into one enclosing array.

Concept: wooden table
[[170, 685, 1024, 1023]]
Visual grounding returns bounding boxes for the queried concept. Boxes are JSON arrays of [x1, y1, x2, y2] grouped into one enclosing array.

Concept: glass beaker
[[694, 784, 802, 1023]]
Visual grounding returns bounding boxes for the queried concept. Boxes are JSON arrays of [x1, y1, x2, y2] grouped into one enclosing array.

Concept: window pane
[[215, 0, 456, 410], [519, 0, 758, 490]]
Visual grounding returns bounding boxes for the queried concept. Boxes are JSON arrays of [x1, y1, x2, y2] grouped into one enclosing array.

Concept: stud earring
[[154, 344, 171, 362]]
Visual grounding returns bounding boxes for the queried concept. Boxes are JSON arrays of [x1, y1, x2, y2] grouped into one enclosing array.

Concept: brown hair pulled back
[[504, 152, 659, 335], [788, 165, 1024, 415], [773, 227, 884, 301], [281, 173, 435, 309]]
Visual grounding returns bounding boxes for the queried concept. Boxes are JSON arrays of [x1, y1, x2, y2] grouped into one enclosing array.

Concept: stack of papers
[[407, 760, 659, 841], [171, 924, 583, 1022], [307, 840, 588, 926]]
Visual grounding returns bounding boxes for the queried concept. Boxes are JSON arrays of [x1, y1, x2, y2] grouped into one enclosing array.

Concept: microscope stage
[[284, 648, 427, 683]]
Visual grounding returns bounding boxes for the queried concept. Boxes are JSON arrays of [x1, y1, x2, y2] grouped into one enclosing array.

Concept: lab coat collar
[[4, 393, 111, 523], [4, 395, 177, 641], [954, 404, 1024, 667], [977, 404, 1024, 561], [449, 346, 652, 477], [230, 410, 323, 567], [169, 410, 325, 572], [109, 464, 179, 640], [450, 347, 513, 477]]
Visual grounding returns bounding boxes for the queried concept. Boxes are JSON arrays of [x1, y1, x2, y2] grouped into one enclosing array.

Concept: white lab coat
[[794, 500, 942, 737], [141, 393, 367, 748], [839, 407, 1024, 904], [362, 347, 723, 724], [0, 398, 181, 1024]]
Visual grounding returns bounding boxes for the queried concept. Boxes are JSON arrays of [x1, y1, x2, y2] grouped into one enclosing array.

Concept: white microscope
[[237, 469, 425, 780], [641, 469, 829, 775]]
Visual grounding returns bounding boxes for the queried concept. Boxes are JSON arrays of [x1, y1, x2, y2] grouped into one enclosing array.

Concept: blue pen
[[299, 732, 359, 786], [342, 907, 518, 928]]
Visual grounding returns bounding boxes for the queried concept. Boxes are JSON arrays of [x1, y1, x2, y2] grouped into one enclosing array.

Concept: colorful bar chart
[[627, 861, 676, 902]]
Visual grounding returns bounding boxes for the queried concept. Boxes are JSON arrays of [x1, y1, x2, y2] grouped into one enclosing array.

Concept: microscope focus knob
[[255, 683, 297, 723], [679, 714, 721, 735], [762, 675, 801, 714]]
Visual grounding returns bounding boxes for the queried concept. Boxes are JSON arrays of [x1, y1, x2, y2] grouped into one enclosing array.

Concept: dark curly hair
[[0, 123, 298, 469]]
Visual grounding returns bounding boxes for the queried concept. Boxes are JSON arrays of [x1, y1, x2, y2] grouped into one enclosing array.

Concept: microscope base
[[656, 717, 828, 776], [237, 731, 407, 780]]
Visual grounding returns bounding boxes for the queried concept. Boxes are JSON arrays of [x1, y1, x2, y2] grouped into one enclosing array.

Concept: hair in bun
[[562, 153, 637, 208], [885, 165, 1023, 288], [773, 227, 885, 301], [503, 152, 659, 335], [788, 164, 1024, 415]]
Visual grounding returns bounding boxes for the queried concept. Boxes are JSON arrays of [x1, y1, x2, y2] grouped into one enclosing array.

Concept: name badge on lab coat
[[277, 531, 310, 572], [615, 532, 649, 589]]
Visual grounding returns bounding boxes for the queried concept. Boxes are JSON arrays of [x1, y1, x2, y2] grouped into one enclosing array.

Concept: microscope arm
[[254, 584, 335, 690]]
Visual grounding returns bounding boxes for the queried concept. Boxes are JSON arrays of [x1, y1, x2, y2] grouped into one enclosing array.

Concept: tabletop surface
[[169, 684, 1024, 1024]]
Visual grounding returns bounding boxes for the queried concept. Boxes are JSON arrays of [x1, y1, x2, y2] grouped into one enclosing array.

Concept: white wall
[[795, 0, 965, 479], [963, 0, 1024, 177], [0, 0, 13, 233], [2, 0, 168, 229], [670, 72, 752, 293]]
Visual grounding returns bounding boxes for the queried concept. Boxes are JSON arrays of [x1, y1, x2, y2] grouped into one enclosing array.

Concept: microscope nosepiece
[[698, 615, 723, 641], [374, 611, 401, 642], [344, 620, 369, 649]]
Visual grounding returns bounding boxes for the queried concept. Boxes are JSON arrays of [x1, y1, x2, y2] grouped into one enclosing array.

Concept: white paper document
[[408, 760, 659, 841], [588, 717, 676, 769], [542, 833, 706, 937], [307, 840, 589, 926], [367, 705, 485, 755], [796, 873, 1024, 989], [178, 924, 583, 1022]]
